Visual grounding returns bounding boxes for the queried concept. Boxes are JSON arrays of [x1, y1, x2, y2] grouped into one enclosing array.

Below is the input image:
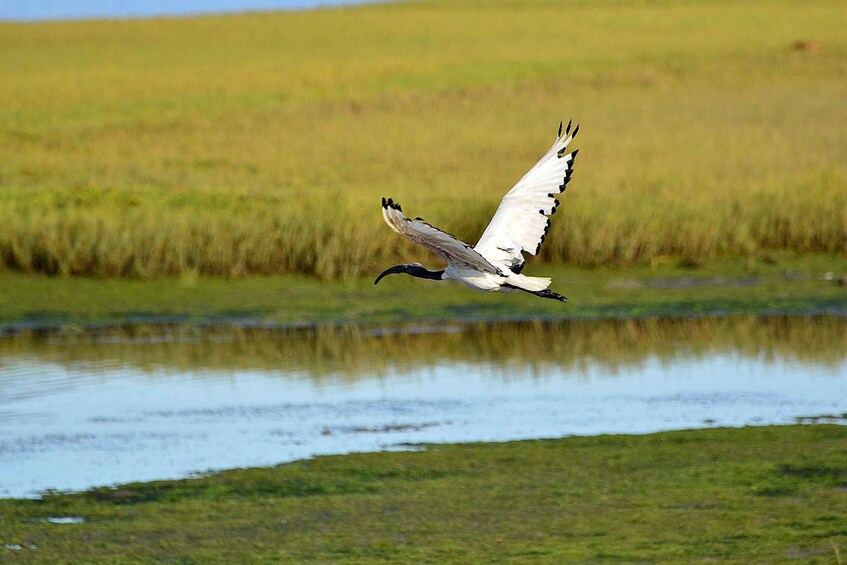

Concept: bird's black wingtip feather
[[382, 197, 403, 212]]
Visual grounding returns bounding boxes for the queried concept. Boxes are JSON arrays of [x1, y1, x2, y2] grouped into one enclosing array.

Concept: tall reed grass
[[0, 0, 844, 278]]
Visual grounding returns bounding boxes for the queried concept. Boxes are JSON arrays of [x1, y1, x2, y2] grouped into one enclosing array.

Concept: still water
[[0, 0, 381, 22], [1, 316, 846, 498]]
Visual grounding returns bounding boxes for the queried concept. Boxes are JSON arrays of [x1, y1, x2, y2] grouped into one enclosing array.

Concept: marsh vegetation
[[1, 0, 844, 278], [1, 2, 845, 561], [1, 425, 845, 563]]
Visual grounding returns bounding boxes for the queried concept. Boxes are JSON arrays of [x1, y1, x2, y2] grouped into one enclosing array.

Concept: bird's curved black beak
[[374, 265, 406, 285]]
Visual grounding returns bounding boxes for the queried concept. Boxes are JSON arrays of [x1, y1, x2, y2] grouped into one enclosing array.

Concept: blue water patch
[[0, 0, 383, 22], [1, 317, 846, 498]]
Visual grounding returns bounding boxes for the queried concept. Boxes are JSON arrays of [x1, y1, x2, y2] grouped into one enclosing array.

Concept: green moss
[[0, 425, 845, 563]]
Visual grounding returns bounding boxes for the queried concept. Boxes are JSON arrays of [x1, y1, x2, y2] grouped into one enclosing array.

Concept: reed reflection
[[1, 316, 844, 383]]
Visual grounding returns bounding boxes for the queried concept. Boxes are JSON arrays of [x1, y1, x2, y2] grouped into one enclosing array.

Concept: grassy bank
[[1, 252, 845, 329], [1, 0, 845, 277], [0, 425, 844, 563]]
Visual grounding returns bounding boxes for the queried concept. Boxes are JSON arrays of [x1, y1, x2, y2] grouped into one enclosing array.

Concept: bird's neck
[[407, 265, 445, 281]]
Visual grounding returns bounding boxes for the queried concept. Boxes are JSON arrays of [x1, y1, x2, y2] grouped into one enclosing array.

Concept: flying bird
[[375, 120, 579, 302]]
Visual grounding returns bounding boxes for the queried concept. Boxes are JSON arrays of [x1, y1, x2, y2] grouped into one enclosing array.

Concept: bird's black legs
[[503, 284, 567, 303], [528, 289, 568, 303]]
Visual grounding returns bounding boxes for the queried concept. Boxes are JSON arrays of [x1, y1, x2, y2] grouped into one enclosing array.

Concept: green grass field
[[1, 252, 845, 328], [1, 425, 845, 563], [1, 0, 845, 278]]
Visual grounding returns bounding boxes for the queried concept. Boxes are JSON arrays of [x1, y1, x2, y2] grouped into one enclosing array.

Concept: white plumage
[[375, 120, 579, 302]]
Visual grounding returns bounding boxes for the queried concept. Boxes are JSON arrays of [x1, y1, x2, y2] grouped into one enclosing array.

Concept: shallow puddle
[[1, 315, 845, 498]]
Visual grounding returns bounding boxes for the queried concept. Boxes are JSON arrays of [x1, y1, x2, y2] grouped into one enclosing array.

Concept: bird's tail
[[504, 274, 551, 292]]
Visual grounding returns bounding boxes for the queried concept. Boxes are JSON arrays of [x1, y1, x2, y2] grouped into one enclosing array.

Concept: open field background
[[1, 0, 845, 278], [1, 425, 845, 563]]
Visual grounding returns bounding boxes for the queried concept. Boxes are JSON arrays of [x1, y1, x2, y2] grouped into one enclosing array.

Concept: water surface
[[1, 316, 845, 498], [0, 0, 382, 22]]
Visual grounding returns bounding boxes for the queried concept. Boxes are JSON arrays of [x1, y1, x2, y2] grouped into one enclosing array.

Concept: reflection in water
[[0, 316, 846, 498], [3, 315, 846, 378]]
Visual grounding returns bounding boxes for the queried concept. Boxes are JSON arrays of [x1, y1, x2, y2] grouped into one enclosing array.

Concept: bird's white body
[[376, 120, 579, 302], [443, 264, 501, 291], [443, 264, 552, 293]]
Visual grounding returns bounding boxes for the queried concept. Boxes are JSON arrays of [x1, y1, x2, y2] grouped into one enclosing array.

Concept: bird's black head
[[374, 263, 445, 285]]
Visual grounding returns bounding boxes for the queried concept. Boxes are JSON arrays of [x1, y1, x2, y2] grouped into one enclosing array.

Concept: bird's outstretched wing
[[381, 197, 503, 275], [474, 120, 579, 273]]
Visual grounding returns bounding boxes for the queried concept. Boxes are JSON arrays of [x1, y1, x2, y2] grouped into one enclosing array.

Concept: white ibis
[[375, 120, 579, 302]]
